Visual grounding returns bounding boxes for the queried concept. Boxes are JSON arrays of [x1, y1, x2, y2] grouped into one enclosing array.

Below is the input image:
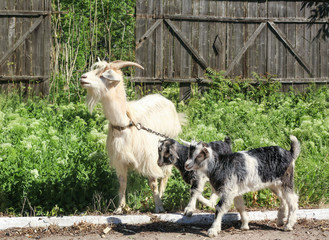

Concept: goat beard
[[86, 88, 101, 113]]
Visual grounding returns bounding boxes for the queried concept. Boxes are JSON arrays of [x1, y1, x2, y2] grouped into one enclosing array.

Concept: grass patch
[[0, 73, 328, 215]]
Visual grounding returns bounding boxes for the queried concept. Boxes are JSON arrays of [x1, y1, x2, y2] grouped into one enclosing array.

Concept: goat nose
[[184, 162, 189, 169], [185, 160, 193, 171], [81, 74, 87, 79]]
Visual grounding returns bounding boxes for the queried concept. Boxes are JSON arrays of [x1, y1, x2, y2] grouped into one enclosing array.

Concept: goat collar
[[111, 112, 134, 131], [112, 121, 134, 131]]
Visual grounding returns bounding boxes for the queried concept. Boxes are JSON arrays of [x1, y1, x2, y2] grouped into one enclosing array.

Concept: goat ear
[[158, 140, 164, 149], [202, 142, 209, 148], [202, 147, 210, 159], [101, 69, 121, 81], [180, 139, 191, 146], [111, 61, 144, 70]]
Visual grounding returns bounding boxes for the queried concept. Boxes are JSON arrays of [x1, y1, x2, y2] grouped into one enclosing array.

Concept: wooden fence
[[134, 0, 329, 99], [0, 0, 51, 96]]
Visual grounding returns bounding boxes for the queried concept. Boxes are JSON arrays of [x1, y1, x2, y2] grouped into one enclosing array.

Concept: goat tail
[[224, 136, 231, 146], [290, 135, 301, 160]]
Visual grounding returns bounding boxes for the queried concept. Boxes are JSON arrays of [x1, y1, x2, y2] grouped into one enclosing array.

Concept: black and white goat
[[158, 137, 232, 216], [184, 136, 300, 237]]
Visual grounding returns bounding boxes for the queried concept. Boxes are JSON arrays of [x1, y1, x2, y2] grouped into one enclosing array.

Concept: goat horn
[[110, 60, 144, 70], [180, 139, 191, 146]]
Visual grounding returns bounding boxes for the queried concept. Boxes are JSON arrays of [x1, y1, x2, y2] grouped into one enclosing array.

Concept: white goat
[[80, 60, 182, 213]]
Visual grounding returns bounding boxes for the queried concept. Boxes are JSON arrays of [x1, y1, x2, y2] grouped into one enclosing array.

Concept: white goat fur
[[80, 60, 182, 213]]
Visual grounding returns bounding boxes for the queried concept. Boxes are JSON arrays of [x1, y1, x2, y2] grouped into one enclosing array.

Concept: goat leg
[[208, 195, 233, 237], [233, 195, 249, 230], [184, 174, 208, 216], [269, 186, 288, 227], [149, 177, 165, 213], [159, 165, 172, 198], [114, 171, 128, 214]]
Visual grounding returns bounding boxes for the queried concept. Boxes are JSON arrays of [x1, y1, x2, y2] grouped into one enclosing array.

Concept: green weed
[[1, 72, 328, 215]]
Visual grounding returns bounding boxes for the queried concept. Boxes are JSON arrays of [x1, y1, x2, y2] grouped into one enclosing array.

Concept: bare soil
[[1, 219, 328, 240]]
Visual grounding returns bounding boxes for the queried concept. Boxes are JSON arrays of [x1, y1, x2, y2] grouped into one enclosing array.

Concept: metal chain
[[126, 112, 169, 139], [134, 122, 169, 139]]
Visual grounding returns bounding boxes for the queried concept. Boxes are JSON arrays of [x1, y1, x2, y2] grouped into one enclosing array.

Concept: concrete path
[[1, 209, 329, 231]]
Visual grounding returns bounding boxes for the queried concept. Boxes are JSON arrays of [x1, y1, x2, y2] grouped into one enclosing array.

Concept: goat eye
[[196, 153, 204, 160]]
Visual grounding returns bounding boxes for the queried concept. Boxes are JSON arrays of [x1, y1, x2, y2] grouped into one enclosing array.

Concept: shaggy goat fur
[[184, 136, 300, 237], [80, 60, 182, 213], [158, 137, 232, 216]]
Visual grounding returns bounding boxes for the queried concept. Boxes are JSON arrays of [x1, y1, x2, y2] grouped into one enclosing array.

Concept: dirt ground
[[1, 219, 328, 240]]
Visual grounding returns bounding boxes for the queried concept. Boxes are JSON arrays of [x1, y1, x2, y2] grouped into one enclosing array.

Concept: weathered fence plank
[[179, 0, 192, 101], [134, 0, 329, 92], [0, 16, 43, 67], [0, 0, 51, 96]]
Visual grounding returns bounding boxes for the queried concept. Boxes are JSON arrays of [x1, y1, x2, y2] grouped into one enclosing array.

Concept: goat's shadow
[[111, 220, 282, 237], [112, 222, 209, 237]]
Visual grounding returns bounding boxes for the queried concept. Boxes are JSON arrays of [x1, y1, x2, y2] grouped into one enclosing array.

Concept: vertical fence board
[[0, 0, 8, 90], [179, 0, 192, 101], [286, 2, 296, 80], [225, 1, 233, 77], [279, 1, 287, 79], [246, 1, 257, 77], [0, 1, 5, 70], [199, 0, 209, 70], [197, 0, 209, 93], [138, 0, 148, 83], [212, 1, 220, 71], [302, 4, 312, 92], [295, 1, 305, 79], [42, 0, 51, 95], [267, 1, 276, 79], [259, 1, 267, 77], [32, 0, 42, 95], [7, 0, 15, 78], [191, 0, 200, 78], [208, 0, 217, 70], [320, 36, 328, 79], [325, 36, 329, 80], [173, 0, 182, 78], [311, 27, 318, 79], [155, 0, 163, 81], [146, 0, 155, 82], [163, 0, 170, 79], [15, 1, 23, 79], [181, 0, 192, 78], [135, 0, 142, 78], [217, 1, 227, 71], [168, 0, 175, 79], [234, 2, 245, 77]]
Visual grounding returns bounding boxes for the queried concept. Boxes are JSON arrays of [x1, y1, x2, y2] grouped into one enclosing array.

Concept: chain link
[[134, 122, 169, 139]]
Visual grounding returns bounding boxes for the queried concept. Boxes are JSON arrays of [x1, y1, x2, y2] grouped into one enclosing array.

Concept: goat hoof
[[155, 205, 165, 213], [240, 225, 249, 231], [207, 228, 219, 238], [277, 220, 285, 227], [284, 225, 293, 231], [184, 211, 193, 217], [183, 207, 194, 217], [113, 207, 123, 214]]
